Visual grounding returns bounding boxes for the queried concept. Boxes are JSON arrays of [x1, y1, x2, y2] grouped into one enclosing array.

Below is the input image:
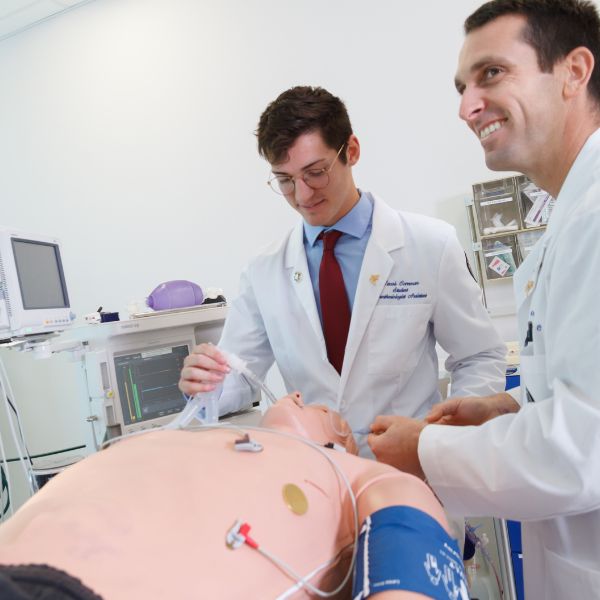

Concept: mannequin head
[[260, 393, 358, 455]]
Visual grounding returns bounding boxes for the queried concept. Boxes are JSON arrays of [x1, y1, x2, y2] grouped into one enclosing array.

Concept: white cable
[[183, 422, 359, 597], [99, 426, 162, 451], [227, 348, 352, 440], [0, 358, 35, 494], [0, 357, 35, 496], [258, 543, 353, 598], [239, 424, 359, 598], [0, 378, 14, 520], [80, 362, 100, 452], [101, 420, 359, 597], [104, 353, 359, 596]]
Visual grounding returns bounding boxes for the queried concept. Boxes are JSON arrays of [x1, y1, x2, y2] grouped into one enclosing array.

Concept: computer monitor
[[0, 228, 72, 339], [113, 343, 189, 429]]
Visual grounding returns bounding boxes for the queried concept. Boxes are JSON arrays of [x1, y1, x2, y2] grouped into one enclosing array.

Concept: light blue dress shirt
[[303, 190, 373, 324]]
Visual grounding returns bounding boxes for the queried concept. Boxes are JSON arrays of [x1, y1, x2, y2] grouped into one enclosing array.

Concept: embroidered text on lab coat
[[379, 280, 428, 301]]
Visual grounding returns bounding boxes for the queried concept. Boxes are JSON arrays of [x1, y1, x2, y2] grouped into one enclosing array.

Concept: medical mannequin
[[0, 396, 467, 600]]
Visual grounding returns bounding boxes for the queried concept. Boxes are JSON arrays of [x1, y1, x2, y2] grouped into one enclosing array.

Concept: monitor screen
[[114, 344, 189, 426], [12, 238, 69, 309]]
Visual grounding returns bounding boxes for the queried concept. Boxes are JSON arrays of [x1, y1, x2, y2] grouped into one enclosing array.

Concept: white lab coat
[[218, 195, 506, 455], [420, 130, 600, 599]]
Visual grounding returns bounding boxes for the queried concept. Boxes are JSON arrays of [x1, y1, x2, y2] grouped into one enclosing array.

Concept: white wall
[[0, 0, 518, 505], [1, 0, 506, 311]]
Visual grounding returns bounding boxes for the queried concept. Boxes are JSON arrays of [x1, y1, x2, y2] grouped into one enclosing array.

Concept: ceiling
[[0, 0, 94, 42]]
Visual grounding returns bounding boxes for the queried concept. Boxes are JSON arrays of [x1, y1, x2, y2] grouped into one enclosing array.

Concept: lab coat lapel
[[513, 238, 546, 312], [284, 222, 328, 359], [513, 242, 541, 363], [339, 197, 404, 391]]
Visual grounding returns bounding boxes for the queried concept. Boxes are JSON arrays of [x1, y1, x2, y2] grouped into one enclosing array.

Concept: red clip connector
[[239, 522, 259, 549], [226, 519, 259, 550]]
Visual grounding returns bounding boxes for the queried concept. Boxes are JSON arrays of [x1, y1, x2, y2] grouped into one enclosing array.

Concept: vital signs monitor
[[0, 228, 72, 339]]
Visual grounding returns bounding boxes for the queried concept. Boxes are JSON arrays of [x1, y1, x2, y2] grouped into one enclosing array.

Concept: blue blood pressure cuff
[[353, 506, 469, 600]]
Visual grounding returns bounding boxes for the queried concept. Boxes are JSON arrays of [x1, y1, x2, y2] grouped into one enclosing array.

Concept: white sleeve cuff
[[418, 424, 450, 486]]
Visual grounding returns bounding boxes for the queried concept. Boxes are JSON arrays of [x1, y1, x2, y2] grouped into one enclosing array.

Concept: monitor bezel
[[0, 228, 72, 338], [108, 338, 194, 435], [11, 237, 70, 310]]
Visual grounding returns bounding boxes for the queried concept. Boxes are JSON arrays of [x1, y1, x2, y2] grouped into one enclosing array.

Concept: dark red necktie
[[319, 230, 351, 374]]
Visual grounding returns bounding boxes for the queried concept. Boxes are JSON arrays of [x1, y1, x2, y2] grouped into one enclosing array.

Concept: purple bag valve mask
[[146, 280, 204, 311]]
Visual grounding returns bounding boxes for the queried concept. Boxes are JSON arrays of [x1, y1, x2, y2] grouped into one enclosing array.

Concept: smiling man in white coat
[[179, 85, 506, 456], [368, 0, 600, 597]]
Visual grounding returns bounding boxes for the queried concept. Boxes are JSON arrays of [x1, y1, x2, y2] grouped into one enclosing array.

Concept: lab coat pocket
[[543, 547, 600, 599], [368, 304, 431, 376], [520, 353, 548, 404]]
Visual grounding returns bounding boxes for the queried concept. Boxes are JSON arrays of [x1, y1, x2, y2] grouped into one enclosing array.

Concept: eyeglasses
[[267, 144, 345, 196]]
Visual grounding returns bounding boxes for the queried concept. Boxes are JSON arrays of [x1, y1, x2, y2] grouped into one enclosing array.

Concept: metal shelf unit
[[466, 175, 553, 307]]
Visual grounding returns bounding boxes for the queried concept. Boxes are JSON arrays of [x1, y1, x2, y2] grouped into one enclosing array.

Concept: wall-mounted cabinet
[[466, 175, 553, 307]]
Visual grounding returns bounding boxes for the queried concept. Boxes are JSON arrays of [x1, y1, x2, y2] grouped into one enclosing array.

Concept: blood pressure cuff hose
[[0, 564, 103, 600], [353, 505, 469, 600]]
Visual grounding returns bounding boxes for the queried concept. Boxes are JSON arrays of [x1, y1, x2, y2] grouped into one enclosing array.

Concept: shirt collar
[[304, 190, 373, 247]]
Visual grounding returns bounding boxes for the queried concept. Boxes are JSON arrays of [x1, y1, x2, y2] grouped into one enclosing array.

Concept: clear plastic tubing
[[167, 386, 221, 429], [222, 351, 278, 407]]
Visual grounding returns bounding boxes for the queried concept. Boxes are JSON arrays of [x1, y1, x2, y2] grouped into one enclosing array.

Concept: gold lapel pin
[[369, 274, 380, 285], [293, 272, 303, 282], [525, 280, 534, 294]]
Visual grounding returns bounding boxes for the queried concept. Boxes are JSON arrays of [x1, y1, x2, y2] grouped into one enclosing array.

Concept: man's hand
[[178, 343, 230, 396], [425, 392, 520, 427], [368, 416, 427, 479]]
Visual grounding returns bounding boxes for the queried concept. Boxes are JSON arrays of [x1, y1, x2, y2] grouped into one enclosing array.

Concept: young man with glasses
[[179, 85, 506, 457]]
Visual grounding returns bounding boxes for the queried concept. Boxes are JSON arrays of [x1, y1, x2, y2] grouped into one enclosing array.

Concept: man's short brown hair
[[256, 86, 353, 165], [465, 0, 600, 107]]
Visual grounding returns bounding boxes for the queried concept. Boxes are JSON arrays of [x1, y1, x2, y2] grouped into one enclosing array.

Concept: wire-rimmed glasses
[[267, 144, 345, 196]]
